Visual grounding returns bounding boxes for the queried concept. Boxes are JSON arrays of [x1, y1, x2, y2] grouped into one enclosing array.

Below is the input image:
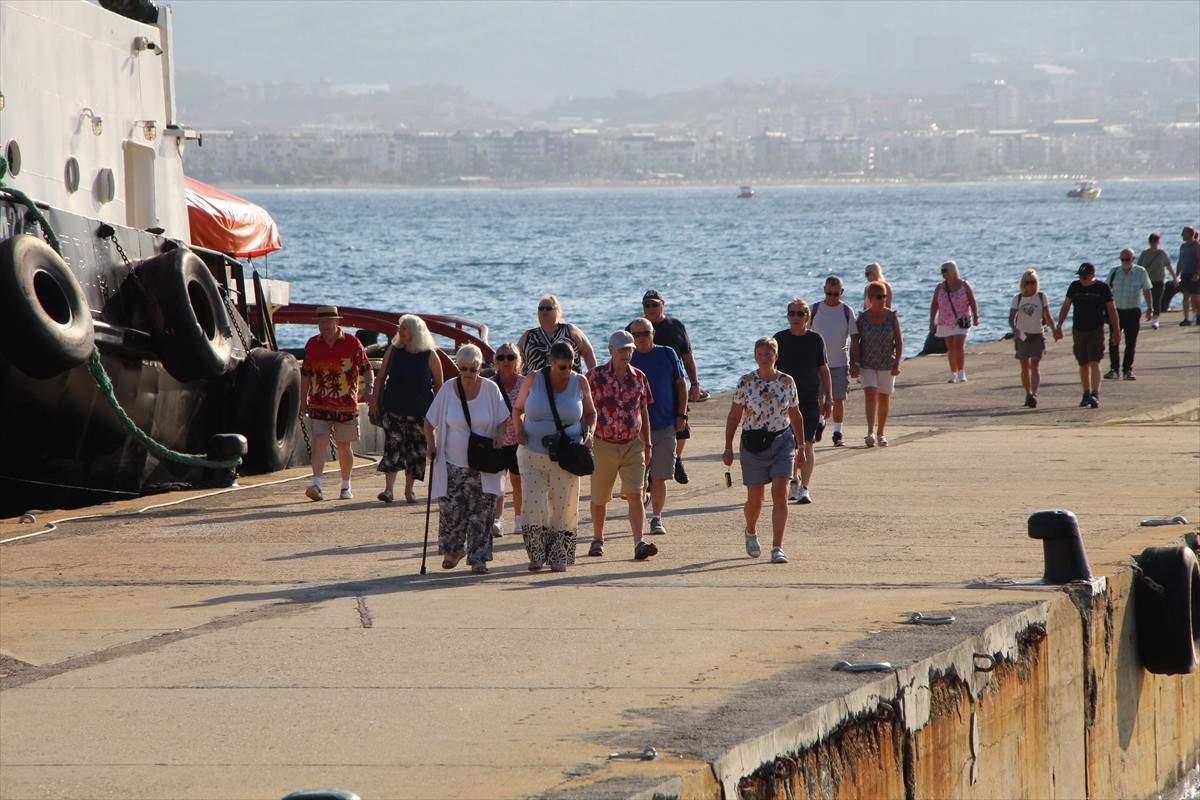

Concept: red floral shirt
[[586, 362, 651, 441], [302, 330, 370, 423]]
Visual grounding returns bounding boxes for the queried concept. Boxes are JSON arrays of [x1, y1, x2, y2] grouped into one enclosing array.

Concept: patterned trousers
[[517, 446, 579, 569], [438, 462, 496, 566]]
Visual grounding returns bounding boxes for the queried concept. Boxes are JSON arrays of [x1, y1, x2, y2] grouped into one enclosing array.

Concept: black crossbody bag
[[541, 367, 594, 476], [457, 378, 505, 474]]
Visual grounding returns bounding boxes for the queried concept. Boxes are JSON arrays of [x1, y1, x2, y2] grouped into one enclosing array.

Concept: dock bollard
[[1027, 509, 1092, 583]]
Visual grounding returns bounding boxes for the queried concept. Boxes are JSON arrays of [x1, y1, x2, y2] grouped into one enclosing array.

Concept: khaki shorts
[[1071, 327, 1105, 366], [649, 426, 677, 480], [1014, 333, 1046, 360], [591, 438, 645, 503], [310, 416, 360, 443]]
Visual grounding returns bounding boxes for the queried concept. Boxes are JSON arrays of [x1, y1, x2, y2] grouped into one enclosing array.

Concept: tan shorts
[[310, 416, 360, 443], [590, 438, 646, 503]]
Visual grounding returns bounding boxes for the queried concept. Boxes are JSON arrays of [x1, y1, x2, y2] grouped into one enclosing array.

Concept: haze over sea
[[247, 180, 1200, 391]]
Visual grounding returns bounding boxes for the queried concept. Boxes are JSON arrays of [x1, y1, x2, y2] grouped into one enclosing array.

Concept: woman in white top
[[424, 345, 510, 575], [1007, 269, 1055, 408]]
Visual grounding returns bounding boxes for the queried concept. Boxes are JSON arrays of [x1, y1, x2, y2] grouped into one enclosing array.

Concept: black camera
[[542, 435, 560, 461]]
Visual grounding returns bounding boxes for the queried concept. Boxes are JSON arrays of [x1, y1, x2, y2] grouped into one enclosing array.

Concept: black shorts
[[502, 443, 520, 475], [800, 400, 820, 443]]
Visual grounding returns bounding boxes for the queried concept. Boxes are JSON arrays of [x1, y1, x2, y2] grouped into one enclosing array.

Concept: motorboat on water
[[1067, 180, 1101, 199], [0, 0, 488, 517], [737, 185, 756, 199]]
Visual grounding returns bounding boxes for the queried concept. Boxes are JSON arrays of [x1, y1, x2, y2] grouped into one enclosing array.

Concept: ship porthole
[[0, 233, 95, 378], [95, 167, 116, 204], [64, 156, 81, 193], [4, 140, 20, 176]]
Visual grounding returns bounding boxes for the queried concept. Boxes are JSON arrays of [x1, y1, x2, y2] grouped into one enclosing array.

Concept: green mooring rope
[[0, 156, 64, 255], [87, 348, 242, 469], [1, 154, 241, 470]]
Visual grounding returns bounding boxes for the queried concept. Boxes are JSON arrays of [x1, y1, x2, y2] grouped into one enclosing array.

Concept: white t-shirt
[[1010, 291, 1048, 337], [809, 300, 855, 368]]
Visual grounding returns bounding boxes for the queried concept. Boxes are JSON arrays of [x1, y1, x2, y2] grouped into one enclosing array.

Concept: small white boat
[[737, 185, 755, 199], [1067, 181, 1101, 199]]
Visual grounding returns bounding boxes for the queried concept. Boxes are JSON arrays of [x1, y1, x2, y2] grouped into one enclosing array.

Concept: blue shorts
[[740, 429, 796, 486]]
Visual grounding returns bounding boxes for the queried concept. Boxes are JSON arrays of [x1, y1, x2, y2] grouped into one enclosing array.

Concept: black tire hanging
[[0, 234, 95, 378], [235, 347, 301, 473], [1134, 545, 1200, 675], [138, 248, 234, 383]]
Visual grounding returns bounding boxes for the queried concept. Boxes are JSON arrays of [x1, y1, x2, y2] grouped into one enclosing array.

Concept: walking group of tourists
[[294, 225, 1198, 573]]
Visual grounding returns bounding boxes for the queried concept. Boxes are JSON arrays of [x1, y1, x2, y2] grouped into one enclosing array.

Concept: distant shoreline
[[212, 174, 1199, 193]]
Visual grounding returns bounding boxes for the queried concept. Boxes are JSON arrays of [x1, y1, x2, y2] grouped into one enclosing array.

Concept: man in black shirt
[[774, 299, 833, 504], [1056, 262, 1120, 408]]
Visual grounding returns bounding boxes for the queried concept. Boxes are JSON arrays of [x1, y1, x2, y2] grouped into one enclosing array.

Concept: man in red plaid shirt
[[584, 330, 657, 561]]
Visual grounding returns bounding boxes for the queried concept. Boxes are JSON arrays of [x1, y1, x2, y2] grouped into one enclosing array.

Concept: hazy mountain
[[166, 0, 1200, 113]]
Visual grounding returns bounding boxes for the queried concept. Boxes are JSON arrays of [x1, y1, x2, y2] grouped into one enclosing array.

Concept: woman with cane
[[423, 345, 509, 575]]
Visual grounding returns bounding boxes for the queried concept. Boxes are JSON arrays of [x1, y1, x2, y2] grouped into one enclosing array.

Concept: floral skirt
[[377, 413, 426, 479]]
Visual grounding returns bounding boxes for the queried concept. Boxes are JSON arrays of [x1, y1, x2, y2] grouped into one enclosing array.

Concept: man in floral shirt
[[584, 330, 657, 561], [300, 306, 373, 501]]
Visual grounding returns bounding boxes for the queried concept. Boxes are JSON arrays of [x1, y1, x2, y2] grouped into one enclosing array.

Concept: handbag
[[542, 367, 594, 476], [945, 282, 971, 329], [457, 378, 505, 474], [740, 428, 782, 454]]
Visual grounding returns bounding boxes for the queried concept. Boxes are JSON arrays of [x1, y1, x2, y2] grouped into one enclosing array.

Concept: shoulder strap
[[542, 366, 567, 435], [944, 281, 961, 317], [844, 303, 853, 322], [456, 378, 474, 433], [1107, 267, 1118, 284], [493, 376, 513, 414]]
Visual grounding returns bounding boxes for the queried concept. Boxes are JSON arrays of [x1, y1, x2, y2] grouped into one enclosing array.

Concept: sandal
[[744, 530, 762, 558], [877, 435, 888, 447], [377, 490, 393, 504], [442, 552, 464, 570]]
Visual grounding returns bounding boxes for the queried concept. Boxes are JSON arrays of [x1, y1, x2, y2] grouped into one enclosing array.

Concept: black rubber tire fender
[[1134, 544, 1200, 675], [138, 248, 234, 383], [0, 234, 95, 378], [235, 347, 301, 473]]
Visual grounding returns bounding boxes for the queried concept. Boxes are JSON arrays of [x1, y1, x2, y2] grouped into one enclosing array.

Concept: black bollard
[[1027, 509, 1092, 583]]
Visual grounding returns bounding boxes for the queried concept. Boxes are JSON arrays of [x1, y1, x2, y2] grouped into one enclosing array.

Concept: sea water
[[244, 179, 1200, 391]]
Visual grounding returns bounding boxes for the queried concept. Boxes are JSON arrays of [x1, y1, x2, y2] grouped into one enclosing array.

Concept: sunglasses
[[787, 310, 809, 317], [1022, 280, 1036, 285], [631, 330, 652, 338], [495, 353, 517, 361], [1120, 257, 1132, 262], [537, 306, 555, 312], [642, 301, 662, 307], [824, 290, 841, 296], [459, 366, 480, 373]]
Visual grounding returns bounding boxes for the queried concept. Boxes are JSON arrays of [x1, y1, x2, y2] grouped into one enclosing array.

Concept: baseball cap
[[609, 330, 635, 349], [642, 289, 664, 304], [1076, 262, 1095, 277]]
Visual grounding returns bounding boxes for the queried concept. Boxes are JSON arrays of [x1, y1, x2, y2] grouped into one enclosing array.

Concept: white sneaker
[[797, 486, 812, 504], [491, 520, 502, 538], [513, 515, 523, 534], [787, 480, 800, 502], [339, 487, 353, 500], [305, 484, 323, 501], [947, 374, 958, 384], [1151, 318, 1160, 330], [957, 371, 967, 382]]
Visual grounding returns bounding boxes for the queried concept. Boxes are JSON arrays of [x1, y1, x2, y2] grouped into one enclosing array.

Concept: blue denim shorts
[[740, 428, 796, 486]]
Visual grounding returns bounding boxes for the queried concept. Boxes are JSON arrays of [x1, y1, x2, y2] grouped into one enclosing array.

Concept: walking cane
[[420, 452, 434, 575]]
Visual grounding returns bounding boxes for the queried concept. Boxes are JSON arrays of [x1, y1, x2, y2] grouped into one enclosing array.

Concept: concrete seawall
[[2, 319, 1198, 799]]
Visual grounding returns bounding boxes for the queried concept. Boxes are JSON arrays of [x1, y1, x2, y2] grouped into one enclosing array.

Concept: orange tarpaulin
[[184, 176, 282, 258]]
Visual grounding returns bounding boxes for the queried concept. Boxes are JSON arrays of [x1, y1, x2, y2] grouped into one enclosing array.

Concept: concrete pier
[[2, 319, 1198, 799]]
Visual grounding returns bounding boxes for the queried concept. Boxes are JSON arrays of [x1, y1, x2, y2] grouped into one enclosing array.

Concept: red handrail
[[266, 303, 494, 375]]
